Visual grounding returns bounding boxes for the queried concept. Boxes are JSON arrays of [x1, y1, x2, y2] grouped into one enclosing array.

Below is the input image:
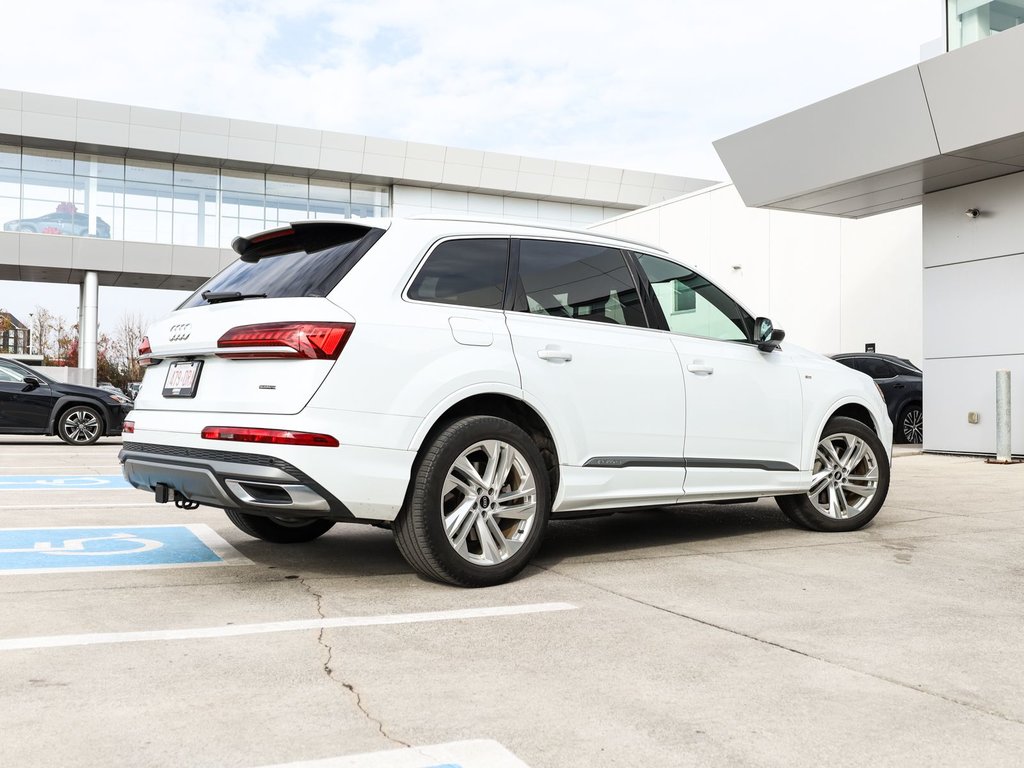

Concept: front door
[[0, 361, 54, 432], [631, 252, 804, 496]]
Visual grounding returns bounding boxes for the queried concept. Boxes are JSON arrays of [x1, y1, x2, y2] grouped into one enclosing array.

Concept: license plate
[[162, 361, 203, 398]]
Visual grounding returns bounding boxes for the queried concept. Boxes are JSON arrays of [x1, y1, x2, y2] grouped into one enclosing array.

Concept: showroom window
[[408, 239, 509, 309], [634, 252, 753, 342], [947, 1, 1024, 49], [0, 146, 390, 249], [514, 240, 646, 328]]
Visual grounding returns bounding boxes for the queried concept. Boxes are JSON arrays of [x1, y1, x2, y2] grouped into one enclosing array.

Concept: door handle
[[686, 363, 714, 375], [537, 347, 573, 363]]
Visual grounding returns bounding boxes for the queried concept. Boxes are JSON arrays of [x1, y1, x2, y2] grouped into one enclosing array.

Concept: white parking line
[[0, 502, 160, 510], [0, 602, 576, 651], [1, 465, 122, 470], [259, 739, 532, 767]]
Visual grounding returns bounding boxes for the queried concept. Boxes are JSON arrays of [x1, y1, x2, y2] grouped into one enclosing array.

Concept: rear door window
[[179, 224, 383, 309], [407, 238, 509, 309], [513, 240, 646, 328]]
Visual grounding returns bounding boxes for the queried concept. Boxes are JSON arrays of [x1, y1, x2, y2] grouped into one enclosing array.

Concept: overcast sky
[[1, 0, 944, 333]]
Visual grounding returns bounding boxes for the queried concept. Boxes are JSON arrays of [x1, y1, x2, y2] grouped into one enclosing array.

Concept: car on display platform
[[3, 212, 111, 238], [120, 217, 893, 587], [831, 352, 923, 444], [0, 358, 133, 445]]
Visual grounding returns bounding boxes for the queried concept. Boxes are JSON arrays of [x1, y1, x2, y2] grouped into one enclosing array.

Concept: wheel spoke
[[476, 515, 507, 563], [808, 469, 831, 497], [842, 481, 875, 499], [841, 438, 868, 472], [453, 455, 487, 491], [820, 438, 843, 468], [828, 484, 847, 519], [443, 472, 475, 498], [448, 501, 480, 551], [494, 498, 536, 520]]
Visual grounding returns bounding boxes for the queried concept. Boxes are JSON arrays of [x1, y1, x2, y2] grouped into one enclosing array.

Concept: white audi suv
[[121, 217, 892, 586]]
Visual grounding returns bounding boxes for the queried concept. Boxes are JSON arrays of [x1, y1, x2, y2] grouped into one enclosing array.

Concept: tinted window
[[835, 357, 866, 374], [514, 240, 646, 328], [408, 238, 508, 309], [179, 227, 380, 309], [0, 361, 28, 383], [634, 253, 753, 342], [859, 357, 897, 378]]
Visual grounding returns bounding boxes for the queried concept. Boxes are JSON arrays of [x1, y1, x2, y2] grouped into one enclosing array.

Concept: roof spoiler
[[231, 221, 381, 262]]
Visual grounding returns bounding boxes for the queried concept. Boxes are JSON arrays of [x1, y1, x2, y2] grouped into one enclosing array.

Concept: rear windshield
[[178, 227, 382, 309]]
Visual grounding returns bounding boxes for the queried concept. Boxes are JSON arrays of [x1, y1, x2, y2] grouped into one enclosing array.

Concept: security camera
[[965, 208, 980, 218]]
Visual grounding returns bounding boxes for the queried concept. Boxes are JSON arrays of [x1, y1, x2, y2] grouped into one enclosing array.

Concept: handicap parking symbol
[[0, 525, 251, 574], [0, 475, 132, 491]]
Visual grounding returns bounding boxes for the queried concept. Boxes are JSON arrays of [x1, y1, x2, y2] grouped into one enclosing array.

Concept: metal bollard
[[995, 369, 1011, 463]]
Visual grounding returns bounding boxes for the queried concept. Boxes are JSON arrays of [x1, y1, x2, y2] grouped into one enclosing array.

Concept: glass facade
[[0, 146, 390, 248], [947, 0, 1024, 49]]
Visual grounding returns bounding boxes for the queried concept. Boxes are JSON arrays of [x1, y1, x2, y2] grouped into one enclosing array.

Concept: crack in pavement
[[297, 577, 410, 748], [534, 564, 1024, 728]]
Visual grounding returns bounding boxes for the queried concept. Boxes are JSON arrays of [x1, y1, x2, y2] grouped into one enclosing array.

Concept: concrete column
[[80, 271, 99, 387]]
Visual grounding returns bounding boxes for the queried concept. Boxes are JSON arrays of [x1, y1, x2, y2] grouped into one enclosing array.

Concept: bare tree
[[109, 312, 148, 384], [30, 306, 56, 359]]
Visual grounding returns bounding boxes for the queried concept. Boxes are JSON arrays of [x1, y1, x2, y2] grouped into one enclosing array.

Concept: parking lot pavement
[[1, 435, 1023, 767]]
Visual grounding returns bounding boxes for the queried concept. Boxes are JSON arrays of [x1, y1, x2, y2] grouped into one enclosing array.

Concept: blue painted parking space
[[0, 525, 251, 574], [0, 475, 132, 491]]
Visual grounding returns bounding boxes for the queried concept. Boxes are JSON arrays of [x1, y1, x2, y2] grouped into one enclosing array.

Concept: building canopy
[[714, 24, 1024, 218]]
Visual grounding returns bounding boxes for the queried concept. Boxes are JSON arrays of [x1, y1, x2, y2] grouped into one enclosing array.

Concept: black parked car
[[0, 358, 132, 445], [832, 353, 923, 444]]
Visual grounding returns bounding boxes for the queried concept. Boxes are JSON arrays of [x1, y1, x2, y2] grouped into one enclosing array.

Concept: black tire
[[225, 510, 335, 543], [777, 416, 890, 532], [897, 402, 923, 444], [393, 415, 551, 587], [56, 405, 104, 445]]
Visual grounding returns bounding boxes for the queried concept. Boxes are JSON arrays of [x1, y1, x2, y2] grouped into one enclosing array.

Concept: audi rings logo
[[168, 323, 192, 342]]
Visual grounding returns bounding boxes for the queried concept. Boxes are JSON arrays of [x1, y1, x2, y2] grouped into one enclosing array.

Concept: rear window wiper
[[201, 290, 268, 304]]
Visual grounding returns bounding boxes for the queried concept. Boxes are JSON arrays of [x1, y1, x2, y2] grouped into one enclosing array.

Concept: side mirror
[[22, 376, 42, 390], [755, 317, 785, 352]]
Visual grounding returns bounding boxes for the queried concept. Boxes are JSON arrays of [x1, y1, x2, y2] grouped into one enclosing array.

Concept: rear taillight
[[201, 426, 339, 447], [122, 420, 135, 434], [216, 322, 354, 360], [138, 336, 158, 367]]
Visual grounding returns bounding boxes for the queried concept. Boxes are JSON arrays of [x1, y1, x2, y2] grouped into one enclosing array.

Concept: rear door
[[135, 222, 383, 415], [505, 239, 686, 509]]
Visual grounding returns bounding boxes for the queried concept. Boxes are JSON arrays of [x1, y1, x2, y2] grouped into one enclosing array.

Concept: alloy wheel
[[62, 408, 101, 444], [807, 432, 880, 519], [902, 408, 923, 443], [440, 439, 538, 566]]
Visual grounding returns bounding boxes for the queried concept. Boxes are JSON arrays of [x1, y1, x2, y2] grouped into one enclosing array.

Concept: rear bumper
[[119, 438, 414, 522], [120, 442, 354, 520]]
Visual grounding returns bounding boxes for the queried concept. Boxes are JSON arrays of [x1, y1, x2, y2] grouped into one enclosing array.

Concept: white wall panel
[[839, 206, 922, 364], [709, 185, 770, 313], [924, 252, 1024, 359], [924, 355, 1024, 454], [768, 210, 842, 354], [923, 170, 1024, 267]]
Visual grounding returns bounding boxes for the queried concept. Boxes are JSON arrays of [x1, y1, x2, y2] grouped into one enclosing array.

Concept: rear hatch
[[134, 221, 386, 416]]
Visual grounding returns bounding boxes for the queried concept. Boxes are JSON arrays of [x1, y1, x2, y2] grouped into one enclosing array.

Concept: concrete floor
[[0, 437, 1022, 767]]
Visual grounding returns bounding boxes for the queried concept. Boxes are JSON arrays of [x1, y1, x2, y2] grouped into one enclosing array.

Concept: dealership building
[[1, 0, 1022, 457]]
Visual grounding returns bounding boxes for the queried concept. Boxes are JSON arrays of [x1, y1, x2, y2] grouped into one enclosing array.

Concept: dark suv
[[832, 353, 922, 443], [0, 358, 132, 445]]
